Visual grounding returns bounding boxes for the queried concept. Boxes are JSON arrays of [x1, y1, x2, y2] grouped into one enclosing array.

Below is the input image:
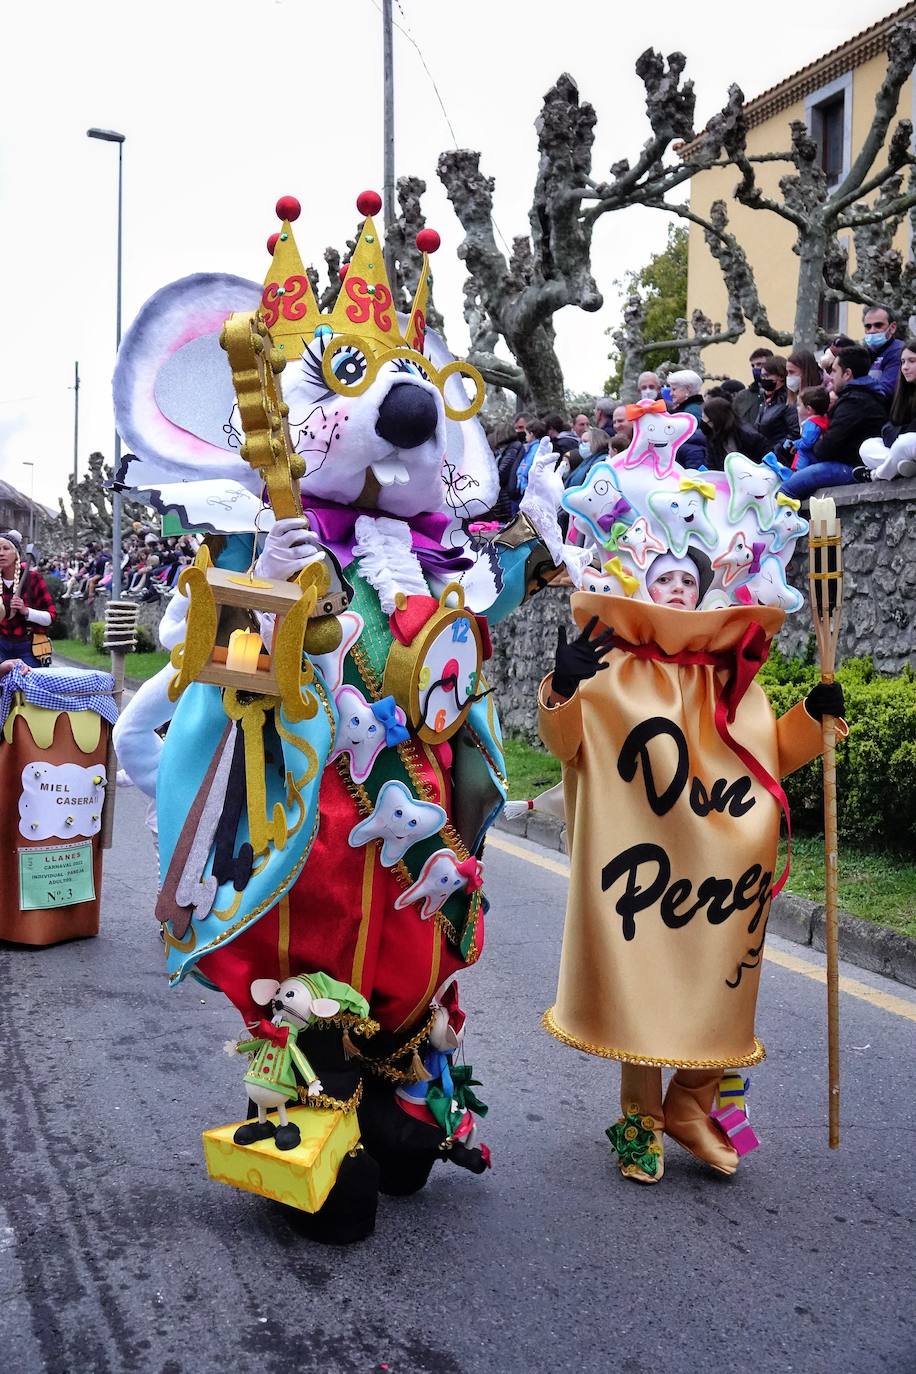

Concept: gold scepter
[[807, 495, 844, 1148]]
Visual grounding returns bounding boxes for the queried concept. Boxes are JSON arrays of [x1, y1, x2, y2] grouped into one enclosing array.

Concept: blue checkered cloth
[[0, 666, 118, 733]]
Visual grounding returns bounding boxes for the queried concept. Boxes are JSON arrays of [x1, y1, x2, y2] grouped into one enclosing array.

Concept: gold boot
[[664, 1071, 739, 1176], [607, 1064, 664, 1185]]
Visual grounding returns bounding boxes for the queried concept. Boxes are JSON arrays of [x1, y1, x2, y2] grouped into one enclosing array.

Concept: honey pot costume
[[539, 432, 847, 1183]]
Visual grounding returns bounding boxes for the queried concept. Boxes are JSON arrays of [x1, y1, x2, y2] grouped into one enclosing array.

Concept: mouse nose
[[375, 383, 439, 450]]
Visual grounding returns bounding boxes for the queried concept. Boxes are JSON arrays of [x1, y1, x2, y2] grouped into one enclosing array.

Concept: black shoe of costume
[[274, 1123, 302, 1151], [233, 1120, 277, 1146], [852, 466, 873, 483], [283, 1147, 380, 1246], [447, 1141, 492, 1175]]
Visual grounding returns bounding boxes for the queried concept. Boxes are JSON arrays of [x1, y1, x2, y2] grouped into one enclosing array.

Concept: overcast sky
[[0, 0, 898, 509]]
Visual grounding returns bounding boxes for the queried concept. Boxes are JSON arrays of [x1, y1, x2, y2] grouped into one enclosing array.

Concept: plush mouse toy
[[233, 972, 369, 1150]]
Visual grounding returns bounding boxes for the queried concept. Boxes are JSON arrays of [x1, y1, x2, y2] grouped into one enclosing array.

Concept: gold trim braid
[[296, 1082, 363, 1113], [541, 1007, 766, 1070]]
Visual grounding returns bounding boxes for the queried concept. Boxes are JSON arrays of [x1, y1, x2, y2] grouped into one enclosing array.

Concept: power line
[[366, 0, 514, 256]]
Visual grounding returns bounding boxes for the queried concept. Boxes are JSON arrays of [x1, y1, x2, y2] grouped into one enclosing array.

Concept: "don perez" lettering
[[600, 717, 770, 941]]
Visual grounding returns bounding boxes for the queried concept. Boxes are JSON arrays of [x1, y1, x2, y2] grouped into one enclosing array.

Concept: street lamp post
[[87, 127, 126, 597], [22, 461, 35, 552], [72, 361, 80, 561]]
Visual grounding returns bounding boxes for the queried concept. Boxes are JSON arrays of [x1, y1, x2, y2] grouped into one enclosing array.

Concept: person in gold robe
[[539, 553, 846, 1184]]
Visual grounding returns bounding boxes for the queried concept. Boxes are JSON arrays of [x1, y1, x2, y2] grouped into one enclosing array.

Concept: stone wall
[[776, 476, 916, 671], [57, 480, 916, 736], [488, 479, 916, 742]]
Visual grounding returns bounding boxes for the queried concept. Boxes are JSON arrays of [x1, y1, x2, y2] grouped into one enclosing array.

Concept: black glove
[[552, 616, 616, 699], [804, 681, 846, 722]]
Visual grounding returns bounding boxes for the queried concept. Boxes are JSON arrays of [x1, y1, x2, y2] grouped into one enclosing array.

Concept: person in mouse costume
[[111, 192, 584, 1230], [540, 435, 847, 1183]]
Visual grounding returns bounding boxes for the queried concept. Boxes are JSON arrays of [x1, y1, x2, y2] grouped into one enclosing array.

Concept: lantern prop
[[167, 548, 331, 721]]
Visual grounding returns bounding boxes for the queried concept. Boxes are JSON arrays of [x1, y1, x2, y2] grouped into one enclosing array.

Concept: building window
[[811, 95, 845, 188], [805, 73, 852, 192], [818, 294, 840, 335]]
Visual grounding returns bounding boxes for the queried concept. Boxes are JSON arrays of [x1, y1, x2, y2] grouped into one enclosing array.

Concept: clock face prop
[[383, 583, 484, 744]]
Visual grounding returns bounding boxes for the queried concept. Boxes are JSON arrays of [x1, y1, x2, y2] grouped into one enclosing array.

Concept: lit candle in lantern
[[226, 627, 263, 672]]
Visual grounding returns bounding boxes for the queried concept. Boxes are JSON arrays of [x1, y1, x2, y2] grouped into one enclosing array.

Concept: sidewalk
[[496, 809, 916, 992]]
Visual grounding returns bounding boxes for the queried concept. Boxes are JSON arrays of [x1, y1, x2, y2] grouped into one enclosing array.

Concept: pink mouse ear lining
[[250, 978, 281, 1005]]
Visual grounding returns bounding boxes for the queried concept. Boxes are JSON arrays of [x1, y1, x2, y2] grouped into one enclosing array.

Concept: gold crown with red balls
[[261, 191, 483, 421]]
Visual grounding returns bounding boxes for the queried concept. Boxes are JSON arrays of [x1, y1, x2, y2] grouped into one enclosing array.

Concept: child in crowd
[[789, 386, 831, 472], [761, 386, 830, 482]]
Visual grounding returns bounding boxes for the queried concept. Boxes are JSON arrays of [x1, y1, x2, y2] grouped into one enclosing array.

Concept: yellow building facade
[[686, 3, 915, 379]]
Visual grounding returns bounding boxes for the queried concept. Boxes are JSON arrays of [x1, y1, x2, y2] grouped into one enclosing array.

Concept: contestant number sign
[[19, 842, 95, 911]]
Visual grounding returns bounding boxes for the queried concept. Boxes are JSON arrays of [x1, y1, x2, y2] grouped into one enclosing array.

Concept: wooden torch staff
[[807, 495, 844, 1149], [100, 600, 139, 850]]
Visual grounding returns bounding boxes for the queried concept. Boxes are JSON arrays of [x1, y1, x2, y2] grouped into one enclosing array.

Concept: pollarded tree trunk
[[505, 323, 566, 414], [794, 229, 830, 349]]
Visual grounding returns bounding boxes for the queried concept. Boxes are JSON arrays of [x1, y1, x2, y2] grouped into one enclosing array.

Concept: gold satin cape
[[539, 594, 835, 1069]]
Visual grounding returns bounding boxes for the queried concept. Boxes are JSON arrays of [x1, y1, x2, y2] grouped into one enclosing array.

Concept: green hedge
[[760, 650, 916, 852]]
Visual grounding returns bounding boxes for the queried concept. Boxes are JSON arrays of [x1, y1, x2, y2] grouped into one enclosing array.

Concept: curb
[[494, 812, 916, 993]]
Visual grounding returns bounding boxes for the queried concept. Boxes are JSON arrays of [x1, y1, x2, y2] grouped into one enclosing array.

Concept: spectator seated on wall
[[764, 386, 830, 482], [863, 304, 904, 400], [780, 346, 887, 500], [856, 337, 916, 482]]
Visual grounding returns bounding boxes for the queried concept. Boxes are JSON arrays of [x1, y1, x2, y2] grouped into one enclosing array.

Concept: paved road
[[2, 788, 914, 1374]]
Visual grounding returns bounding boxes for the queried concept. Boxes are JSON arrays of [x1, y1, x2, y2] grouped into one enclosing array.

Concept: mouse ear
[[309, 997, 341, 1018], [250, 978, 281, 1006]]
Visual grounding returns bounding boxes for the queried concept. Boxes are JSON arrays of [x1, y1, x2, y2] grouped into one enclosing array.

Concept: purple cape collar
[[301, 502, 473, 578]]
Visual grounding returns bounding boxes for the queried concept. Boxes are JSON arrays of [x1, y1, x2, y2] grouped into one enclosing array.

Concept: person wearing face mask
[[564, 424, 611, 490], [732, 347, 775, 425], [862, 305, 904, 399], [636, 371, 662, 405], [785, 350, 821, 404], [780, 345, 887, 500], [753, 357, 800, 449]]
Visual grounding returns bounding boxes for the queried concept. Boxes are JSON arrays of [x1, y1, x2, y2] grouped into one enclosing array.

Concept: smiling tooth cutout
[[348, 780, 446, 867], [711, 530, 757, 587], [616, 515, 667, 570], [617, 411, 696, 479], [646, 484, 718, 556], [394, 849, 470, 918], [767, 498, 809, 554], [725, 453, 782, 531], [561, 463, 627, 546], [330, 685, 407, 784], [744, 555, 805, 612]]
